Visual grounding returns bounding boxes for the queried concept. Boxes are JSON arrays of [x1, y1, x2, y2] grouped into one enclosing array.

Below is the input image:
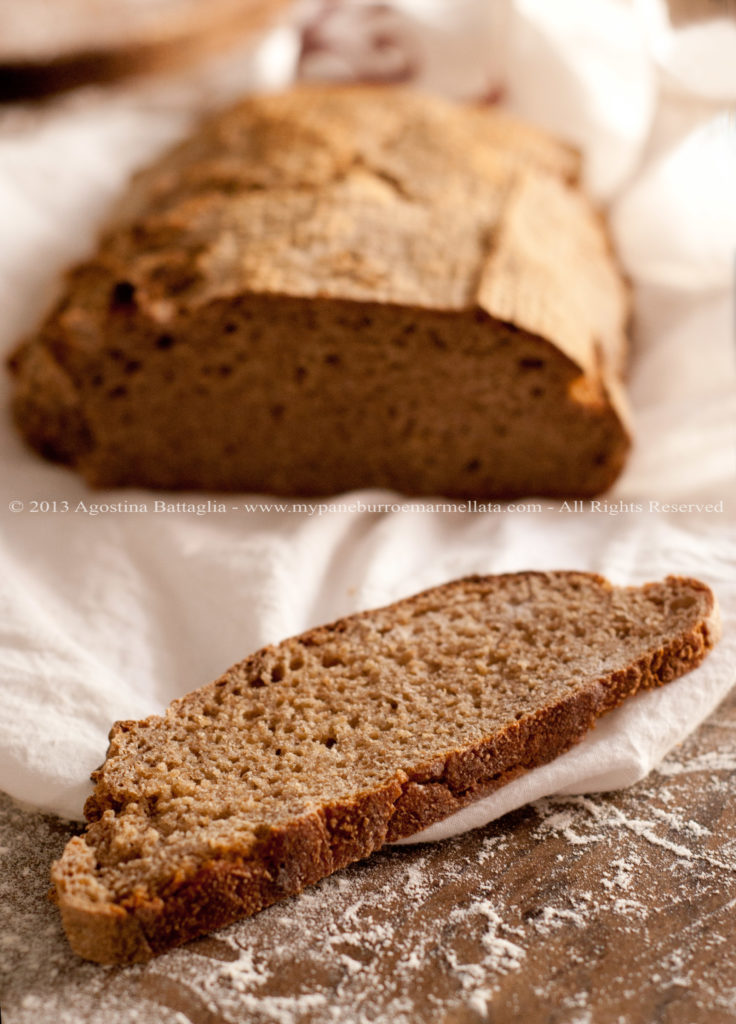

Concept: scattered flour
[[533, 905, 588, 933], [2, 696, 736, 1024], [657, 750, 736, 776]]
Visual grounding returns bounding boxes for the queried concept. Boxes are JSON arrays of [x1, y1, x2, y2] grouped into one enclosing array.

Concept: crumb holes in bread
[[429, 330, 448, 350], [110, 281, 136, 308]]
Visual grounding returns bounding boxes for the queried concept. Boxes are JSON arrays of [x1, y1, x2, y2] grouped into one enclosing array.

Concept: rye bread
[[51, 571, 719, 964], [9, 85, 631, 498]]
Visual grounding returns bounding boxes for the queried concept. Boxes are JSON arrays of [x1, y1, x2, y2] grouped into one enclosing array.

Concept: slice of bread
[[8, 86, 631, 498], [51, 571, 719, 964]]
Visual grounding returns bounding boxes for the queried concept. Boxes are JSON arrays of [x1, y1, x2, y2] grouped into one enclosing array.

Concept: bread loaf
[[9, 86, 631, 497], [51, 571, 719, 964]]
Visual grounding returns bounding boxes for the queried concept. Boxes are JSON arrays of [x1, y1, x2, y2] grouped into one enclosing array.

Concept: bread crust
[[51, 572, 720, 964]]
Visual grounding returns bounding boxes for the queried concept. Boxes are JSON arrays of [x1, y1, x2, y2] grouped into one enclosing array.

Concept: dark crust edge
[[52, 573, 719, 963]]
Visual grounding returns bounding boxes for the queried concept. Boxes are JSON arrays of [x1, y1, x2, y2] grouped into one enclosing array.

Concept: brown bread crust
[[51, 572, 720, 964], [8, 86, 631, 497]]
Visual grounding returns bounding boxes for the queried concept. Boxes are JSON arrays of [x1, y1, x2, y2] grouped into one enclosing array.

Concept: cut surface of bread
[[9, 86, 631, 497], [51, 571, 719, 964]]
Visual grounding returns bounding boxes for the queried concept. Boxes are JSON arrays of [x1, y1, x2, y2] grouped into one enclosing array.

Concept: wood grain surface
[[2, 679, 735, 1024]]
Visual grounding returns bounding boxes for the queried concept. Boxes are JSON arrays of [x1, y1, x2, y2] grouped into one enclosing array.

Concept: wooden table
[[2, 679, 735, 1024]]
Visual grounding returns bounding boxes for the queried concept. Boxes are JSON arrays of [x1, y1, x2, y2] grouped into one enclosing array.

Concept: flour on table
[[3, 705, 736, 1024]]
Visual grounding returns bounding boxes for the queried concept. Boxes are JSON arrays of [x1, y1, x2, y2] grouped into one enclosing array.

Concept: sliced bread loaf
[[51, 571, 719, 964], [9, 86, 630, 497]]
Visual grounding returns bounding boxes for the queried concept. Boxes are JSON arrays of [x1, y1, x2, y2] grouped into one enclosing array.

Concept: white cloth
[[0, 1, 734, 831]]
